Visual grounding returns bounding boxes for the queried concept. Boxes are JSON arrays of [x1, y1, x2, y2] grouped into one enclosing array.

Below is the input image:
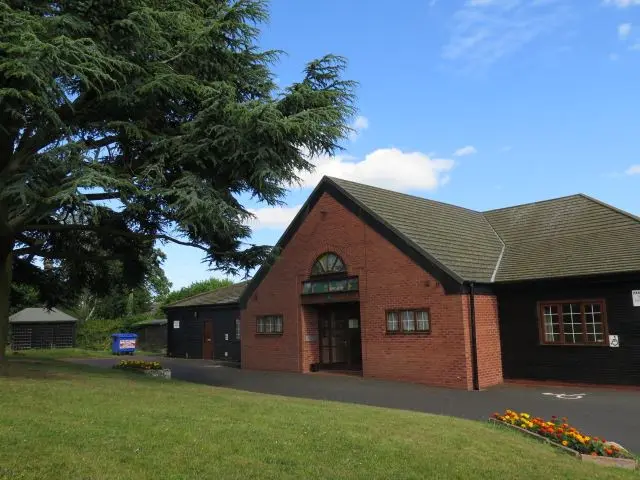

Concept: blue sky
[[162, 0, 640, 290]]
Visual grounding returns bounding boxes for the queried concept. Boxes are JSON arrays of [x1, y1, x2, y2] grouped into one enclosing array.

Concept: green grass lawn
[[6, 347, 161, 359], [0, 360, 636, 480]]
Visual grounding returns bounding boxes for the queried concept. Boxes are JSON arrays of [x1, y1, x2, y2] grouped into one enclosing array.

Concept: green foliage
[[75, 313, 155, 350], [8, 283, 39, 315], [162, 277, 233, 306], [0, 0, 356, 357]]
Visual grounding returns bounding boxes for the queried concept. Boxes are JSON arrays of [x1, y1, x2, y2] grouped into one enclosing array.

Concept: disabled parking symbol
[[542, 392, 586, 400]]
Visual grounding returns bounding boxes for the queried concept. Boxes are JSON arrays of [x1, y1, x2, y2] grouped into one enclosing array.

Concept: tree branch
[[21, 224, 212, 253], [14, 247, 129, 263], [83, 192, 121, 201]]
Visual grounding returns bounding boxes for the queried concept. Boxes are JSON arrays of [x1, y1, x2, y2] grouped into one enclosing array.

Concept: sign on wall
[[609, 335, 620, 348], [173, 320, 180, 329], [632, 290, 640, 307]]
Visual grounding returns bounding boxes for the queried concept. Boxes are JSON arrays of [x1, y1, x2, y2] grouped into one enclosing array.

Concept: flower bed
[[113, 360, 162, 371], [491, 410, 637, 469]]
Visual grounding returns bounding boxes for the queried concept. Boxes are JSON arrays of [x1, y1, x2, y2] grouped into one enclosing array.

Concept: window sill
[[386, 331, 431, 336], [539, 342, 608, 347], [255, 333, 284, 337]]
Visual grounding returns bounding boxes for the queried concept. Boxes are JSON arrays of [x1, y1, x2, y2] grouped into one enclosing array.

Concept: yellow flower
[[562, 441, 568, 446], [521, 413, 530, 419]]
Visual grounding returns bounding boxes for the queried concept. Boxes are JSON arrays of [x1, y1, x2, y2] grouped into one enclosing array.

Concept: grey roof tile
[[164, 281, 248, 308], [483, 194, 640, 281], [331, 178, 504, 282], [330, 179, 640, 283], [9, 308, 78, 323]]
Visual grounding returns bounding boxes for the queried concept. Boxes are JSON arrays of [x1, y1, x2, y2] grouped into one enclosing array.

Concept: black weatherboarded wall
[[166, 305, 241, 361], [497, 274, 640, 386]]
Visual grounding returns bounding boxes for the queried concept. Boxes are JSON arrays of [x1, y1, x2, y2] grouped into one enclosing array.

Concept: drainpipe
[[468, 281, 480, 391]]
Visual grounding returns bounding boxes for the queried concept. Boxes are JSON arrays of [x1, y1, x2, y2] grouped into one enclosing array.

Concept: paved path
[[72, 356, 640, 453]]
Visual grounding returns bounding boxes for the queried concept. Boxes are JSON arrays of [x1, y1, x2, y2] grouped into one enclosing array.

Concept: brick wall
[[461, 294, 504, 389], [241, 192, 484, 388]]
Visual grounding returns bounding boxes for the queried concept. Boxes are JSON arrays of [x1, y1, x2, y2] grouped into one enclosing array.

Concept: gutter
[[468, 281, 480, 391]]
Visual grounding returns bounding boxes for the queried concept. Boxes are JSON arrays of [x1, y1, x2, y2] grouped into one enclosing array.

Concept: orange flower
[[591, 452, 598, 457]]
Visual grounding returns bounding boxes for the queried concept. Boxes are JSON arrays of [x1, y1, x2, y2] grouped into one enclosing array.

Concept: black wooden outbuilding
[[164, 282, 246, 363], [131, 318, 167, 352], [9, 308, 78, 350]]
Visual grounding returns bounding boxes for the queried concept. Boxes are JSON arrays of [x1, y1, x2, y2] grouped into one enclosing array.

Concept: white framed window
[[256, 315, 283, 335], [386, 311, 399, 332], [386, 309, 431, 334], [539, 300, 607, 345]]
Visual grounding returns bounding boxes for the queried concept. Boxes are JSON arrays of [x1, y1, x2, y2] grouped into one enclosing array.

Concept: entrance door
[[318, 304, 362, 370], [202, 321, 214, 359]]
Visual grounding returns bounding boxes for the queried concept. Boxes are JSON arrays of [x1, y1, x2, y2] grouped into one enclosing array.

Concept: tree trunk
[[0, 240, 13, 363]]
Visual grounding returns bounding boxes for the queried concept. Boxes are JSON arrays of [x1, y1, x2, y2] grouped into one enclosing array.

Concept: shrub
[[113, 360, 162, 371], [75, 314, 158, 350]]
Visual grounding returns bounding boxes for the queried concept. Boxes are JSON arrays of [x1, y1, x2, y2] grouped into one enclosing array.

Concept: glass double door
[[318, 304, 361, 370]]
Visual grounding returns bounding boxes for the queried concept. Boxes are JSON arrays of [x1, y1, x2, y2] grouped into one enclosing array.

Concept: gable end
[[239, 178, 465, 307]]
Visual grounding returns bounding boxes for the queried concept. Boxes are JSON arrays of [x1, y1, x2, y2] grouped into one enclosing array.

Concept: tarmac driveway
[[72, 356, 640, 453]]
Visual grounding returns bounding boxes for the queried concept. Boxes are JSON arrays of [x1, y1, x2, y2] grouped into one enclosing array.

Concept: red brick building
[[236, 177, 640, 389]]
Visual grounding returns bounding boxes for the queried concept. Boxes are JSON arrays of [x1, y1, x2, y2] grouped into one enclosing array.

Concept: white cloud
[[299, 148, 455, 191], [353, 115, 369, 131], [500, 145, 512, 152], [453, 145, 478, 157], [626, 165, 640, 175], [603, 0, 640, 7], [247, 204, 302, 230], [247, 147, 456, 230], [619, 23, 632, 39], [631, 42, 640, 50], [349, 115, 369, 141], [609, 52, 620, 61], [442, 0, 572, 70]]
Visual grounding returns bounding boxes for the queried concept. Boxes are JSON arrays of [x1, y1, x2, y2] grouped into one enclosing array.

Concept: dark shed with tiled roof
[[9, 308, 78, 350], [130, 319, 167, 353], [164, 282, 247, 362]]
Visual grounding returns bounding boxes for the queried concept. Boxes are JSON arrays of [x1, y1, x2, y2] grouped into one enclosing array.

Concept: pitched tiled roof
[[331, 178, 505, 282], [483, 194, 640, 282], [330, 178, 640, 283], [131, 318, 167, 327], [164, 281, 248, 308], [240, 177, 640, 304], [9, 308, 78, 323]]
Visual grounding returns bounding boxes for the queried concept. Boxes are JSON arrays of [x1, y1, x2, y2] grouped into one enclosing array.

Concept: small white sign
[[633, 290, 640, 307], [173, 320, 180, 329], [609, 335, 620, 348], [224, 333, 229, 341]]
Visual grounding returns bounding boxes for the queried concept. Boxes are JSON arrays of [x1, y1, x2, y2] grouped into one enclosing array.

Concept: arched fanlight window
[[311, 252, 346, 276]]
